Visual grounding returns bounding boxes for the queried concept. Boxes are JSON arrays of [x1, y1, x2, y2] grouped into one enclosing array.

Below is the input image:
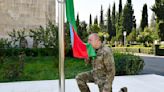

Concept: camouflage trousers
[[76, 71, 114, 92]]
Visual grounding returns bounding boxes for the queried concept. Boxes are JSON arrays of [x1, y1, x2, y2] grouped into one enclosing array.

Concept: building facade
[[0, 0, 56, 37]]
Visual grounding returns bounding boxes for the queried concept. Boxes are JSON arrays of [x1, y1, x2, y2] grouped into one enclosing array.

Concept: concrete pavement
[[0, 74, 164, 92]]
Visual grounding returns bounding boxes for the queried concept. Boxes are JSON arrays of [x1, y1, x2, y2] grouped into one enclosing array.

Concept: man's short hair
[[88, 33, 99, 41]]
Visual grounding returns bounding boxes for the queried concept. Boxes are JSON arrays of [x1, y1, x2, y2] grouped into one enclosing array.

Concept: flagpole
[[58, 0, 65, 92]]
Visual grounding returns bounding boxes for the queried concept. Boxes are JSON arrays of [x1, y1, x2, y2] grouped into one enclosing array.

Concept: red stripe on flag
[[72, 26, 88, 58]]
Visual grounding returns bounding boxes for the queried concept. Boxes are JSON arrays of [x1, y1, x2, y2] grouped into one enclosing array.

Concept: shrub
[[114, 53, 144, 75], [0, 38, 12, 48], [29, 21, 58, 49]]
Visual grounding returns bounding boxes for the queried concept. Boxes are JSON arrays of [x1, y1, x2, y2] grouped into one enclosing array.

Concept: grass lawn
[[0, 53, 144, 82], [0, 56, 91, 82]]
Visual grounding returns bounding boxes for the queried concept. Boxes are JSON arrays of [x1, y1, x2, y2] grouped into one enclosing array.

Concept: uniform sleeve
[[103, 49, 114, 73]]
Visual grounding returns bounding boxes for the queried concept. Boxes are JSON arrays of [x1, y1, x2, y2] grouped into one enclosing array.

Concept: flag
[[66, 0, 96, 59]]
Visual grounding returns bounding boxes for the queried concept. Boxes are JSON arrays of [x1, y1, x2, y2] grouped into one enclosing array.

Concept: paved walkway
[[0, 74, 164, 92], [133, 53, 164, 76]]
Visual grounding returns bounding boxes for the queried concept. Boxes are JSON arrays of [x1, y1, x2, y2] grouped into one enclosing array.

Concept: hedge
[[112, 47, 154, 54], [0, 47, 154, 57], [0, 48, 58, 57]]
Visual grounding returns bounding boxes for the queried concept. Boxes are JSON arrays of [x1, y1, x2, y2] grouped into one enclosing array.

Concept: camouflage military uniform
[[76, 45, 115, 92]]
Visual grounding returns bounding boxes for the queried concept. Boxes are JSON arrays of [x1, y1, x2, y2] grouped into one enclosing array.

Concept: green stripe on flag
[[86, 43, 96, 59], [66, 0, 77, 32]]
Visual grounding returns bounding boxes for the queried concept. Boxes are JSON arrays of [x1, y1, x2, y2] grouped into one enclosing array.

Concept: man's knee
[[76, 73, 85, 83], [76, 73, 82, 80]]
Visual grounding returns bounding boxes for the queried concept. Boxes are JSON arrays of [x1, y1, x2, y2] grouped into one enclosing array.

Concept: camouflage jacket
[[91, 45, 115, 83]]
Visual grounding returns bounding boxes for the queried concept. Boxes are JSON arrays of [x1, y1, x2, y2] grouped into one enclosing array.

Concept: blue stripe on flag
[[69, 24, 74, 47]]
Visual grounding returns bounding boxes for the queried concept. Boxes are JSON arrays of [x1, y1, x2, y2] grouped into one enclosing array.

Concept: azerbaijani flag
[[66, 0, 96, 59]]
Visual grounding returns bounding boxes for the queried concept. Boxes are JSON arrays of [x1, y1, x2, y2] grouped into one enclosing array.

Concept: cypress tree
[[112, 3, 116, 37], [119, 0, 122, 16], [107, 5, 112, 40], [94, 16, 98, 25], [89, 14, 92, 26], [100, 5, 104, 28], [140, 4, 148, 30], [122, 0, 134, 35]]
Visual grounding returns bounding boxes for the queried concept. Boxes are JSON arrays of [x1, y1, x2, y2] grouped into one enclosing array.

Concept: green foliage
[[119, 0, 122, 15], [107, 6, 113, 40], [99, 5, 104, 28], [152, 0, 164, 40], [158, 21, 164, 41], [29, 21, 58, 48], [78, 21, 89, 42], [1, 52, 25, 82], [76, 13, 80, 29], [98, 32, 109, 41], [137, 27, 159, 44], [140, 4, 148, 31], [114, 53, 144, 75], [116, 1, 123, 42], [112, 47, 153, 54], [0, 48, 58, 57], [127, 28, 137, 42], [8, 29, 28, 48], [152, 0, 164, 21], [160, 45, 164, 49], [89, 24, 101, 33], [0, 38, 12, 48], [112, 3, 116, 39], [0, 56, 59, 82], [65, 22, 71, 55], [94, 16, 98, 25], [111, 37, 117, 45], [89, 14, 92, 26], [122, 0, 134, 35], [116, 15, 123, 42]]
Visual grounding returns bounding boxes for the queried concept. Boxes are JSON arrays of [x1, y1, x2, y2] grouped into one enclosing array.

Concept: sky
[[56, 0, 155, 27]]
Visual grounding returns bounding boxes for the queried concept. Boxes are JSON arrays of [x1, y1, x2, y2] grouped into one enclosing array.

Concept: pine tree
[[112, 3, 116, 37], [140, 4, 148, 31], [107, 5, 112, 40]]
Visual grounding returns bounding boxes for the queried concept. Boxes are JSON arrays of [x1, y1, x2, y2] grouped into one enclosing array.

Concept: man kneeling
[[76, 33, 115, 92]]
